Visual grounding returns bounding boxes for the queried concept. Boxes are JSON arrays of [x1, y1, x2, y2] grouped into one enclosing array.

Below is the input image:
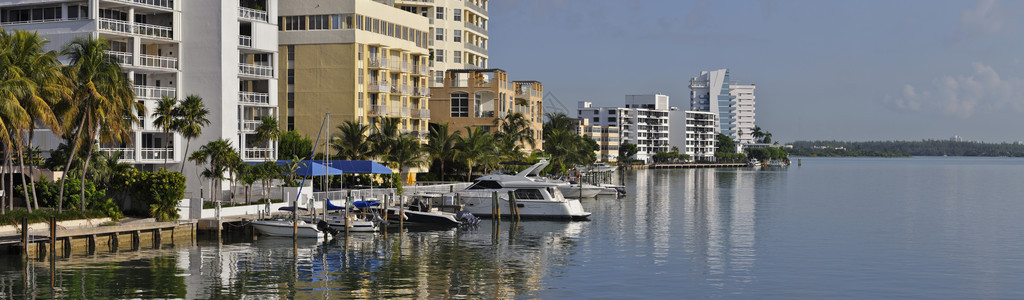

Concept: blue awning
[[325, 160, 393, 174], [258, 160, 344, 176]]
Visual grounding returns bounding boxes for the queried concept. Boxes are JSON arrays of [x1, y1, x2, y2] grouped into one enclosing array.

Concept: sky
[[486, 0, 1024, 143]]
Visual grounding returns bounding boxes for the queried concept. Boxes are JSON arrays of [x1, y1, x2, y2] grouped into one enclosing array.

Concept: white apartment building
[[689, 68, 756, 146], [380, 0, 489, 87], [578, 94, 671, 162], [668, 110, 717, 161], [2, 0, 279, 196]]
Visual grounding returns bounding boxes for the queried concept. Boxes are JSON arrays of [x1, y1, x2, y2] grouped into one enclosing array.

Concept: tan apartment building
[[577, 118, 620, 162], [278, 0, 432, 141], [429, 69, 544, 151]]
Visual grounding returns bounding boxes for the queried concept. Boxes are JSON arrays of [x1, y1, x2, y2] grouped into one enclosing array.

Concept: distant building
[[576, 118, 620, 162], [950, 135, 964, 142], [578, 94, 670, 162], [668, 110, 717, 161], [429, 69, 544, 151], [690, 69, 756, 146]]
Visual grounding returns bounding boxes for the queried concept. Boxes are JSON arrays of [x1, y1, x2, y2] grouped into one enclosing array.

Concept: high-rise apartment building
[[378, 0, 489, 87], [577, 94, 671, 162], [689, 69, 756, 146], [2, 0, 280, 195], [278, 0, 432, 141], [429, 69, 544, 151], [576, 118, 620, 162], [668, 110, 717, 161]]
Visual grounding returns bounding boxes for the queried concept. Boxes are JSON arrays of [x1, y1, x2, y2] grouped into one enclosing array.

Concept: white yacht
[[457, 161, 592, 220], [251, 219, 325, 238], [523, 159, 602, 199]]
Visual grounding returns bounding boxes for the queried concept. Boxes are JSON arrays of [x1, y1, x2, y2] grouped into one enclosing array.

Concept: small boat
[[597, 184, 626, 196], [382, 193, 474, 227], [251, 218, 325, 238], [316, 200, 380, 232], [747, 158, 761, 167]]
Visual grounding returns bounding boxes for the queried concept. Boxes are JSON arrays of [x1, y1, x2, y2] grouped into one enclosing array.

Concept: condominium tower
[[577, 94, 671, 162], [689, 69, 756, 145], [379, 0, 489, 87], [1, 0, 281, 196], [428, 69, 544, 151], [278, 0, 432, 141]]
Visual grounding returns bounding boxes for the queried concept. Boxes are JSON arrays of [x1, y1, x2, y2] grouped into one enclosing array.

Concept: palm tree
[[188, 139, 237, 204], [1, 29, 69, 212], [253, 116, 280, 161], [455, 126, 494, 181], [173, 94, 210, 173], [751, 126, 765, 143], [425, 123, 459, 181], [152, 95, 177, 168], [385, 133, 427, 190], [368, 117, 400, 160], [58, 36, 140, 212], [543, 112, 575, 134], [0, 35, 34, 214], [495, 112, 535, 149], [331, 120, 372, 160]]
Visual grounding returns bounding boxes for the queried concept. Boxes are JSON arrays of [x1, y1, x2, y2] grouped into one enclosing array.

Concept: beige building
[[577, 118, 620, 162], [278, 0, 432, 141], [379, 0, 489, 87], [429, 69, 543, 151]]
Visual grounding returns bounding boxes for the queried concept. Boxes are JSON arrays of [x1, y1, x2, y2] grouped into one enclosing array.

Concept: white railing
[[245, 148, 274, 160], [368, 81, 390, 93], [238, 91, 270, 104], [400, 107, 411, 117], [134, 22, 173, 39], [465, 22, 488, 35], [388, 59, 402, 71], [369, 105, 389, 116], [465, 42, 488, 56], [110, 0, 174, 10], [138, 53, 178, 69], [401, 62, 410, 73], [413, 65, 428, 76], [105, 51, 133, 65], [239, 35, 252, 47], [238, 7, 269, 22], [100, 148, 135, 161], [134, 86, 176, 99], [140, 148, 174, 160], [242, 120, 261, 131], [401, 84, 412, 95], [99, 18, 132, 34], [368, 57, 387, 68], [0, 18, 66, 25], [239, 63, 273, 77], [415, 87, 430, 97], [412, 109, 430, 119]]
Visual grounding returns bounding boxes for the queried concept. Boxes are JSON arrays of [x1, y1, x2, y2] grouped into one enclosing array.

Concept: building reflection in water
[[680, 168, 761, 286]]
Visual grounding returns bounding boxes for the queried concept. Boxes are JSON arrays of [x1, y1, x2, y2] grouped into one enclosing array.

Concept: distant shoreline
[[788, 140, 1024, 158]]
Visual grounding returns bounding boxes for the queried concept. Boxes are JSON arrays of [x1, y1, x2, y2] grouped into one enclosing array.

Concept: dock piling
[[21, 218, 28, 256]]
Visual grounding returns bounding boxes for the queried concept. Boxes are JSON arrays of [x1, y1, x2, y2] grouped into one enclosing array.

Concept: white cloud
[[962, 0, 1009, 35], [886, 63, 1024, 118]]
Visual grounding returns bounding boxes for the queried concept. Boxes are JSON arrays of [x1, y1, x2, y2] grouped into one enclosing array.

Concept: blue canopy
[[262, 160, 345, 176], [326, 160, 393, 174]]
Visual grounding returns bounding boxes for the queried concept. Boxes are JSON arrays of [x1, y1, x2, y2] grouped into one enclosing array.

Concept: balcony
[[400, 84, 412, 95], [140, 148, 174, 161], [412, 108, 430, 119], [412, 65, 428, 76], [138, 54, 178, 69], [239, 63, 273, 78], [244, 148, 274, 160], [100, 148, 135, 161], [99, 18, 132, 34], [464, 22, 488, 35], [387, 59, 401, 71], [238, 7, 269, 23], [464, 1, 488, 17], [367, 57, 386, 69], [399, 107, 411, 118], [239, 91, 270, 105], [368, 81, 390, 93], [369, 105, 389, 116], [464, 42, 488, 56], [108, 0, 174, 10], [134, 22, 174, 39], [135, 86, 176, 99], [401, 62, 410, 73], [239, 35, 252, 48], [414, 86, 430, 97], [105, 51, 133, 65], [241, 120, 261, 131]]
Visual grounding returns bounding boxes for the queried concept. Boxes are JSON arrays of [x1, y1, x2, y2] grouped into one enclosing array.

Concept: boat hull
[[385, 208, 461, 226], [251, 220, 323, 238], [558, 185, 602, 198], [320, 214, 379, 232], [459, 196, 590, 220]]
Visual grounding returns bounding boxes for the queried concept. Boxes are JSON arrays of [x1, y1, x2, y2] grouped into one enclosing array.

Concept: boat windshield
[[467, 180, 503, 190], [548, 187, 564, 199], [513, 188, 545, 200]]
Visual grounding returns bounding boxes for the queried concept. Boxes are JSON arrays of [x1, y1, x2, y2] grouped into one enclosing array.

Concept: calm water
[[3, 157, 1024, 299]]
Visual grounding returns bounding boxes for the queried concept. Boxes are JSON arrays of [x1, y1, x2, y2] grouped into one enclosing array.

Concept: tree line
[[789, 140, 1024, 157]]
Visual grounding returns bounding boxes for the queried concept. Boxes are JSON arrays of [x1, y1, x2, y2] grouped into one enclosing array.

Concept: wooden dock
[[1, 219, 196, 258], [650, 163, 747, 169]]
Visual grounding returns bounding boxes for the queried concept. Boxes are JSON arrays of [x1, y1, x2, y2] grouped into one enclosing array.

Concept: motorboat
[[522, 159, 601, 198], [315, 200, 380, 232], [380, 193, 472, 227], [455, 160, 591, 220], [251, 218, 325, 238], [597, 184, 626, 196], [578, 162, 617, 173], [747, 158, 761, 167]]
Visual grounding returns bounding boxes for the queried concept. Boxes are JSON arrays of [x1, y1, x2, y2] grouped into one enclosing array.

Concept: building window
[[357, 46, 363, 60], [287, 93, 294, 108], [358, 69, 364, 84], [284, 16, 306, 31], [435, 50, 444, 62], [435, 7, 444, 20], [287, 69, 294, 84], [287, 116, 294, 131], [451, 93, 469, 117], [435, 28, 444, 41], [453, 9, 462, 21], [309, 15, 329, 30], [593, 117, 598, 122], [608, 117, 616, 122], [453, 30, 462, 42], [453, 51, 462, 63], [287, 45, 295, 61], [434, 71, 444, 85]]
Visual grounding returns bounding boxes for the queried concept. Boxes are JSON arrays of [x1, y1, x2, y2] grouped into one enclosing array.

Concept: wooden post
[[21, 218, 28, 256], [399, 195, 405, 229], [507, 191, 520, 222], [492, 191, 500, 220], [49, 216, 56, 258], [345, 196, 350, 235]]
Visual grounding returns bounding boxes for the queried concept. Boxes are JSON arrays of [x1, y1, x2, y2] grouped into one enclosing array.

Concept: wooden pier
[[1, 218, 196, 259]]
